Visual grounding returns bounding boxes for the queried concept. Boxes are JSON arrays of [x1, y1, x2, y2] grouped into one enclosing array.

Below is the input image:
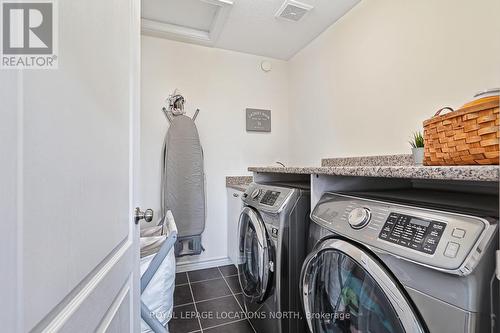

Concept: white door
[[0, 0, 142, 331]]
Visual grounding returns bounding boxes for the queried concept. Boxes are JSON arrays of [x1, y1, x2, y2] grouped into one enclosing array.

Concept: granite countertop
[[248, 155, 499, 182], [226, 176, 253, 191]]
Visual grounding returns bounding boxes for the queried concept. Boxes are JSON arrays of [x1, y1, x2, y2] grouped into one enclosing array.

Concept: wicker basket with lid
[[423, 96, 499, 166]]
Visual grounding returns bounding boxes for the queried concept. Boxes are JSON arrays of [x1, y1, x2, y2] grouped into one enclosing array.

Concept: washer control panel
[[379, 213, 446, 255], [311, 192, 496, 275]]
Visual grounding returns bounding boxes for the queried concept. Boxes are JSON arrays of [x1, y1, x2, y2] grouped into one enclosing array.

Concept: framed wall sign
[[246, 108, 271, 132]]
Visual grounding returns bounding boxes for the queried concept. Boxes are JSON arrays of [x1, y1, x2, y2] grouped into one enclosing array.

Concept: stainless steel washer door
[[300, 238, 426, 333], [238, 206, 272, 303]]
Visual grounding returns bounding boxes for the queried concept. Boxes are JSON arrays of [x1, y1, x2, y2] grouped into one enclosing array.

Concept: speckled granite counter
[[322, 154, 414, 167], [226, 176, 253, 191], [249, 154, 499, 182], [248, 165, 499, 182]]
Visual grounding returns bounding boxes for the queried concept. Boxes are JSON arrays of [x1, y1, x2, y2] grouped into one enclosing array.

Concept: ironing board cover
[[162, 114, 205, 255]]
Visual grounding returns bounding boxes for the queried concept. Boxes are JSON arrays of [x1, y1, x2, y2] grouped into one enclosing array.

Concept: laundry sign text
[[246, 108, 271, 132], [1, 0, 58, 69]]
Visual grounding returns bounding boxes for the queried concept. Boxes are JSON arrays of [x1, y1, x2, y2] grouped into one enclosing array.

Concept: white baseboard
[[176, 256, 233, 273]]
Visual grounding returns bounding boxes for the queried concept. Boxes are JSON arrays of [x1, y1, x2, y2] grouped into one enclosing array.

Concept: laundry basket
[[140, 211, 178, 333], [423, 97, 499, 165]]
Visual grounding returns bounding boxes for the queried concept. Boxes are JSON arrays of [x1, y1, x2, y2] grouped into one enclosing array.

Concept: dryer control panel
[[243, 183, 297, 214], [311, 192, 497, 276], [379, 213, 447, 255], [260, 190, 281, 206]]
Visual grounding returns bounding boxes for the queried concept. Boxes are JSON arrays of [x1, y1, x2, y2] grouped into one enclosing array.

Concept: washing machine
[[300, 189, 499, 333], [237, 181, 310, 333]]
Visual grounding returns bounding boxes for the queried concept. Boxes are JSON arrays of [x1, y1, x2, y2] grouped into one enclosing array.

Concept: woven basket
[[423, 97, 499, 165]]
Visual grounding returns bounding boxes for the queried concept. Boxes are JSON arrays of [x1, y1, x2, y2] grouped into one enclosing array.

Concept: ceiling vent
[[275, 0, 313, 22]]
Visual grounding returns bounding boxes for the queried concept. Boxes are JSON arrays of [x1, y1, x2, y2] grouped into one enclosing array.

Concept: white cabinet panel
[[227, 188, 243, 265]]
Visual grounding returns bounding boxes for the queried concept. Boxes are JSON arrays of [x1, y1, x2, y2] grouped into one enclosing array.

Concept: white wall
[[140, 36, 290, 264], [288, 0, 500, 165]]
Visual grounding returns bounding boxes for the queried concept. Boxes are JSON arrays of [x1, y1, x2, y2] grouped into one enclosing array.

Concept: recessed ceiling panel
[[142, 0, 218, 32]]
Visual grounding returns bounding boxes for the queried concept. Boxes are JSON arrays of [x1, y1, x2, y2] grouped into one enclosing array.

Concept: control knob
[[348, 207, 371, 229], [251, 188, 262, 200]]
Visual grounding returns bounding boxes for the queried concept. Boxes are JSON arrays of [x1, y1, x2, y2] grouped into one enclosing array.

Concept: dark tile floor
[[169, 265, 255, 333]]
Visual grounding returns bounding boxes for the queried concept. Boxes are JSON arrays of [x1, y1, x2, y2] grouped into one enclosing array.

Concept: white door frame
[[129, 0, 142, 330]]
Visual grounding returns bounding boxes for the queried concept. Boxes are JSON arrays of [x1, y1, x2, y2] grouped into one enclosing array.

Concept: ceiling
[[141, 0, 360, 60]]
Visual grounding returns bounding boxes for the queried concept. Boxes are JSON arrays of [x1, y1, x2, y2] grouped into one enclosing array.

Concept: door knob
[[135, 207, 154, 224]]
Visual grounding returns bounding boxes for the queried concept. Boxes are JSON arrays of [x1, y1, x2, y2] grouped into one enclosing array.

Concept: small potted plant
[[409, 131, 425, 165]]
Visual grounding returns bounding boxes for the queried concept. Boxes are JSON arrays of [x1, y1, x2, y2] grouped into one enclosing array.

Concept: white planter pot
[[412, 147, 425, 165]]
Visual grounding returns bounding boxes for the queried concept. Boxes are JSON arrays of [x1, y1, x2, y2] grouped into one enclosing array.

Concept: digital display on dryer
[[260, 190, 281, 206], [408, 218, 430, 227]]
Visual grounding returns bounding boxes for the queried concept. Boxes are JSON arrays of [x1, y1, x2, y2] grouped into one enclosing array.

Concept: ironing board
[[161, 111, 206, 256]]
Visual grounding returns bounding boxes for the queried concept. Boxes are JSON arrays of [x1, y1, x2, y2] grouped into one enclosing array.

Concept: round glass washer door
[[301, 238, 426, 333], [237, 206, 272, 303]]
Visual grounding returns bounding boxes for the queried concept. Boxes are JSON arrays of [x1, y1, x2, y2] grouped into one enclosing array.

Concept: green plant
[[409, 131, 424, 148]]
